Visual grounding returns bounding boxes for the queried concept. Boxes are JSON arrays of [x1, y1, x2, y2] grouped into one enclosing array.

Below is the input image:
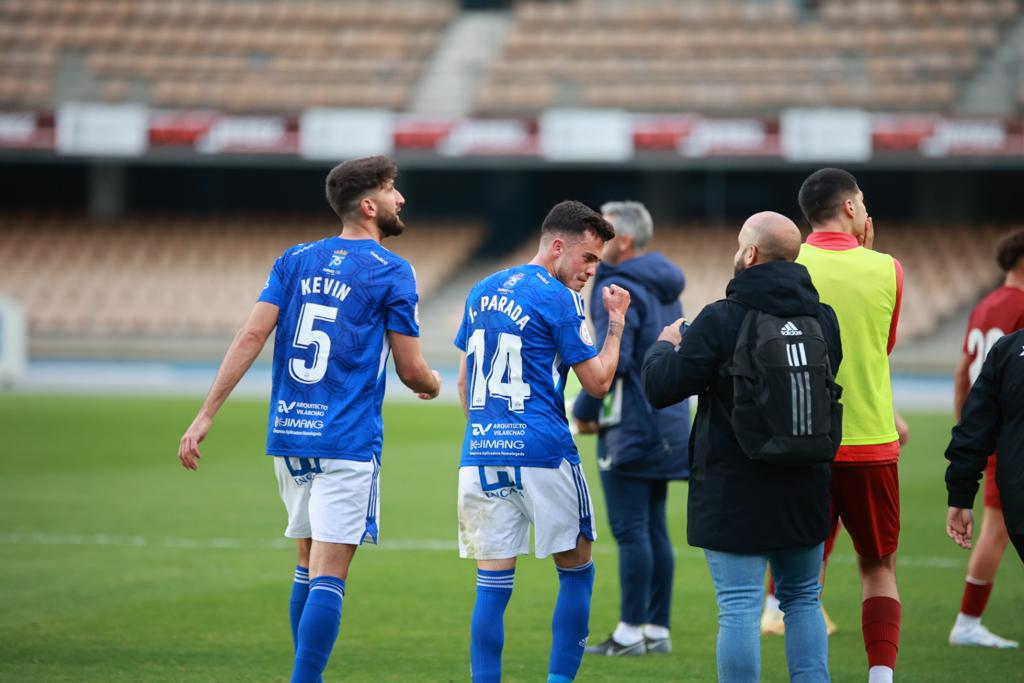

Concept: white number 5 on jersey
[[289, 303, 338, 384]]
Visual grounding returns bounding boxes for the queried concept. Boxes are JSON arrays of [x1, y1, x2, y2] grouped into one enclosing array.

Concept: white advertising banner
[[299, 108, 394, 160], [539, 108, 634, 162], [56, 103, 147, 156], [780, 108, 873, 162], [0, 293, 26, 387]]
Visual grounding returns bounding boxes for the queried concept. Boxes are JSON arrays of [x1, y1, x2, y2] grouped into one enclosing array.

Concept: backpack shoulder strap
[[727, 307, 762, 379]]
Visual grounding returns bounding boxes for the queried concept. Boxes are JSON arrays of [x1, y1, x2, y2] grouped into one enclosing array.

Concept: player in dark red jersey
[[947, 227, 1024, 649]]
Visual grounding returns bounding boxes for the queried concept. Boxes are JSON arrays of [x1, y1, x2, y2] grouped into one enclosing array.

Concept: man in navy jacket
[[573, 201, 690, 656]]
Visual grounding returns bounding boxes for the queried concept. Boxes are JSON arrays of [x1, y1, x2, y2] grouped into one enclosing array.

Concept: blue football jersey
[[258, 236, 419, 461], [454, 264, 598, 468]]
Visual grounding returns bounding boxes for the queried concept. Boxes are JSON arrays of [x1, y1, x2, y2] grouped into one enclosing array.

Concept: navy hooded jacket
[[572, 252, 690, 480]]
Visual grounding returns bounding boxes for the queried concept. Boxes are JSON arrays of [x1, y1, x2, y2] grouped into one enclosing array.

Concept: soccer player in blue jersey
[[177, 155, 441, 683], [455, 200, 632, 683]]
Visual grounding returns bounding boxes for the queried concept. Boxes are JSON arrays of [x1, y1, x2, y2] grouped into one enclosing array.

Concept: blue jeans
[[704, 543, 829, 683], [599, 469, 674, 627]]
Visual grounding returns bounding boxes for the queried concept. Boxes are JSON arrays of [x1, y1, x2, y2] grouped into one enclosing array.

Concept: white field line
[[0, 532, 965, 569]]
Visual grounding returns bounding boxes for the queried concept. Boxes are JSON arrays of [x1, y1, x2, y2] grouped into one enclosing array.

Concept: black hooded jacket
[[641, 260, 843, 553], [946, 328, 1024, 535]]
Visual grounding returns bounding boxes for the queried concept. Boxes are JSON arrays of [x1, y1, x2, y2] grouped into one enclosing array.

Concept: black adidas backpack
[[727, 309, 843, 467]]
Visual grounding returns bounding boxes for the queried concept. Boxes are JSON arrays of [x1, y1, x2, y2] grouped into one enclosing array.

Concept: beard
[[378, 209, 405, 238], [733, 253, 747, 276]]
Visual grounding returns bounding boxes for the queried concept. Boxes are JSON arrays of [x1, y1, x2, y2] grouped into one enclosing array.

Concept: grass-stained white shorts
[[274, 455, 381, 545], [458, 459, 595, 560]]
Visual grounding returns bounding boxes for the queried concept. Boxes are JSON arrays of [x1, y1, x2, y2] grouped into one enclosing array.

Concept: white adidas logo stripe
[[780, 321, 802, 336]]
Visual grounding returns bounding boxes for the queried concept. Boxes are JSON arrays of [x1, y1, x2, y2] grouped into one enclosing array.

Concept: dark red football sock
[[960, 579, 993, 617], [862, 597, 901, 669]]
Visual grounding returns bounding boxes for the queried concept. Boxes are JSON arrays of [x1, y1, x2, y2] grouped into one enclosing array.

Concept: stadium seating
[[0, 0, 455, 112], [0, 213, 482, 338], [1, 0, 1019, 115], [0, 213, 1008, 355], [476, 0, 1018, 114]]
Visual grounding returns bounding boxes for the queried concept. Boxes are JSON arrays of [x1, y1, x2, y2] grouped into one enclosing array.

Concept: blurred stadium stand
[[3, 212, 1001, 361], [477, 0, 1019, 115], [1, 0, 1022, 374], [0, 0, 456, 112], [0, 213, 482, 357], [1, 0, 1022, 115]]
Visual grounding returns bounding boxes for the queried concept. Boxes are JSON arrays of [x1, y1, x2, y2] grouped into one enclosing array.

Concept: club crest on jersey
[[580, 321, 595, 346], [780, 321, 802, 336], [502, 272, 525, 289]]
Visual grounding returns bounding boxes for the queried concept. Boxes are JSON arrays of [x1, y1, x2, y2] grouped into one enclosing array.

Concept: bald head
[[740, 211, 802, 263]]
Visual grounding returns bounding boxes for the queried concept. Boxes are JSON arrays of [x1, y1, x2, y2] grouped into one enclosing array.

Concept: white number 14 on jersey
[[466, 329, 532, 411]]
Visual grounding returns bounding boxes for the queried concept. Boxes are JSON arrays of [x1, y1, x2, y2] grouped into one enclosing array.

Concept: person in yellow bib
[[796, 168, 906, 683]]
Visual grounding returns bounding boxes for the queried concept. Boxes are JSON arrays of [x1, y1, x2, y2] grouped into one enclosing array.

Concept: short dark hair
[[996, 227, 1024, 271], [325, 155, 397, 221], [541, 200, 615, 242], [798, 168, 860, 227]]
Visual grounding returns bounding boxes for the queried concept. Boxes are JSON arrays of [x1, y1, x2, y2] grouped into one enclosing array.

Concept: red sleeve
[[887, 257, 903, 355]]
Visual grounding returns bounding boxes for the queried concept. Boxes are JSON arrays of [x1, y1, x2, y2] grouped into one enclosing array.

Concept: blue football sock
[[471, 568, 515, 683], [289, 566, 310, 649], [291, 576, 345, 683], [549, 561, 595, 682]]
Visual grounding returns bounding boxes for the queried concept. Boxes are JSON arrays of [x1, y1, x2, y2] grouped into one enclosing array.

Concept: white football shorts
[[274, 455, 381, 545], [458, 459, 596, 560]]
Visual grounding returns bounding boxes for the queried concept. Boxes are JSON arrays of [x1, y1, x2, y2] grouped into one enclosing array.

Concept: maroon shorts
[[984, 454, 1001, 509], [829, 462, 900, 560]]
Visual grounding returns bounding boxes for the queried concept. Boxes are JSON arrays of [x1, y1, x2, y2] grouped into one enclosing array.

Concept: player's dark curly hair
[[541, 200, 615, 242], [996, 227, 1024, 271], [798, 168, 860, 227], [325, 155, 398, 221]]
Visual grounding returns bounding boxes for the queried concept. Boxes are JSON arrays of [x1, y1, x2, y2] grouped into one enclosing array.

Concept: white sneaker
[[949, 621, 1019, 649]]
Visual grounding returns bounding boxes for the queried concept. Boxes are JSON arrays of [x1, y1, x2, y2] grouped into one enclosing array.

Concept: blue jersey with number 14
[[455, 264, 598, 469], [258, 236, 419, 461]]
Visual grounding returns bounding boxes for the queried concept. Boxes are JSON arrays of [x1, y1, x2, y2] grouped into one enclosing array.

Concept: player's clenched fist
[[602, 284, 630, 320]]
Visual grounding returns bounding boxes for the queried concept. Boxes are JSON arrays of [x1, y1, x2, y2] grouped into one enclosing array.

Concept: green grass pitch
[[0, 395, 1020, 682]]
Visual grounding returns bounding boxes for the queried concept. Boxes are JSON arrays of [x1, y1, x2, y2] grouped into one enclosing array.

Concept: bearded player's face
[[375, 180, 405, 237]]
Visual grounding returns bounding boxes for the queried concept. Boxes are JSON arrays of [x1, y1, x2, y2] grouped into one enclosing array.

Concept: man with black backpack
[[641, 211, 843, 683]]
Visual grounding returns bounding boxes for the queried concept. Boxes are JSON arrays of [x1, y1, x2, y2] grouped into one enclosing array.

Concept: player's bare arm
[[388, 329, 441, 400], [178, 301, 278, 471], [456, 351, 469, 418], [894, 410, 910, 446], [572, 284, 630, 398], [952, 352, 972, 421]]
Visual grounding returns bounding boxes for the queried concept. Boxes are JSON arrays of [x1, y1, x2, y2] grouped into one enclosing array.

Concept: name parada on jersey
[[300, 276, 352, 302], [469, 295, 531, 330]]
